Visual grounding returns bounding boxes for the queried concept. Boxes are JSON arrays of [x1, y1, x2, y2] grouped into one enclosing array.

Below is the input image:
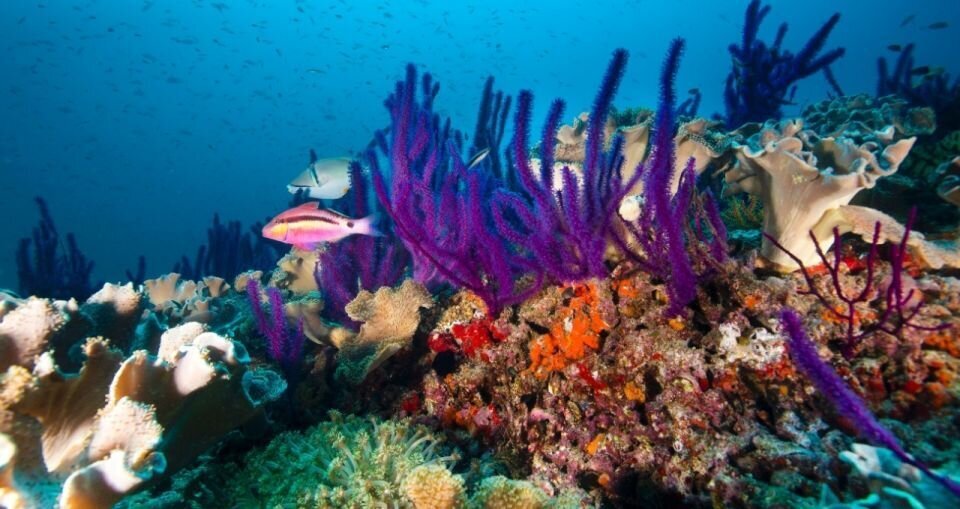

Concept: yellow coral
[[528, 283, 607, 380], [402, 464, 465, 509], [468, 476, 547, 509]]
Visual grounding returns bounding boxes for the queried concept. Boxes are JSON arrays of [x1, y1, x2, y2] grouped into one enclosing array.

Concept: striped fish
[[261, 202, 381, 251]]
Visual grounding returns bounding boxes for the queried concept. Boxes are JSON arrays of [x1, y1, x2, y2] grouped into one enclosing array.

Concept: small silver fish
[[466, 148, 490, 169], [287, 151, 352, 200]]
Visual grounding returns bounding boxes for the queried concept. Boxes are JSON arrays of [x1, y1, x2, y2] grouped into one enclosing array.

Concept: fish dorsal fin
[[309, 148, 318, 164], [291, 201, 321, 212], [325, 208, 350, 219]]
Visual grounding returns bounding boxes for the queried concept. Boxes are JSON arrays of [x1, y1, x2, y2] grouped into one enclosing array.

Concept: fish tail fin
[[362, 214, 385, 237]]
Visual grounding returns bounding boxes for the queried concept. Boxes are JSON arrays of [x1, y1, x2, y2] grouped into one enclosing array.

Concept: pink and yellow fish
[[261, 202, 381, 250]]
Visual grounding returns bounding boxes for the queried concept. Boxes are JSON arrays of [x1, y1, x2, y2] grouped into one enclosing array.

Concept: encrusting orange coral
[[528, 283, 608, 380]]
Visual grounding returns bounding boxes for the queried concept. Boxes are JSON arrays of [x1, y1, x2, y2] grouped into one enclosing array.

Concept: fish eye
[[347, 221, 354, 228]]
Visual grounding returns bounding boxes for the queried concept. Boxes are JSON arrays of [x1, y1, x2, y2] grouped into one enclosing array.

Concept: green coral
[[223, 413, 585, 509], [901, 130, 960, 182], [721, 194, 764, 231], [227, 411, 460, 508]]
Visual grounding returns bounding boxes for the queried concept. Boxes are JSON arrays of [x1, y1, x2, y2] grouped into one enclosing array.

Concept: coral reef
[[877, 43, 960, 135], [334, 279, 433, 385], [0, 286, 285, 507], [6, 14, 960, 509]]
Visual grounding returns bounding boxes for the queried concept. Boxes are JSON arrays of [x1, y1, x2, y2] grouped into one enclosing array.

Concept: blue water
[[1, 0, 957, 287]]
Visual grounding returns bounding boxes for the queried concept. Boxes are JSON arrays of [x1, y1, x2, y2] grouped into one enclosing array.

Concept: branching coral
[[174, 213, 285, 282], [371, 65, 536, 314], [612, 39, 728, 315], [245, 279, 305, 382], [724, 0, 845, 128], [469, 76, 513, 185], [766, 211, 948, 358], [491, 48, 641, 283], [16, 197, 98, 301]]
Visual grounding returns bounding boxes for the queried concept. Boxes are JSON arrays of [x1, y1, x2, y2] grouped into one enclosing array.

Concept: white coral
[[723, 120, 915, 271]]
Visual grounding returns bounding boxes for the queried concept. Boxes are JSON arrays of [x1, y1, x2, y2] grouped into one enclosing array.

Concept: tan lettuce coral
[[552, 113, 726, 198], [1, 319, 284, 508], [0, 297, 79, 372], [272, 248, 320, 294], [335, 280, 433, 384], [723, 119, 915, 270], [819, 205, 960, 270]]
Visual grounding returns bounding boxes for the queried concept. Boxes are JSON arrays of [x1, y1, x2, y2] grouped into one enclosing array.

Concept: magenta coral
[[765, 209, 947, 358], [245, 279, 304, 381]]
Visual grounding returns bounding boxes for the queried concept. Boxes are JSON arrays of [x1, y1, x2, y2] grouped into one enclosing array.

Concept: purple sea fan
[[246, 279, 305, 382], [610, 39, 727, 316], [724, 0, 845, 128], [315, 160, 410, 327], [16, 196, 99, 300], [371, 64, 540, 314], [491, 48, 643, 283], [779, 308, 960, 499]]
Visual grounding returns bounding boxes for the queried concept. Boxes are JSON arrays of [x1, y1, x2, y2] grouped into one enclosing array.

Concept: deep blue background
[[2, 0, 958, 288]]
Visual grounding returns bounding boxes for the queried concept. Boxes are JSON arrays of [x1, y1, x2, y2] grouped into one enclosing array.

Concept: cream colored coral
[[285, 295, 329, 345], [85, 283, 141, 318], [724, 120, 915, 271], [0, 297, 77, 371], [336, 280, 434, 382], [468, 476, 548, 509], [9, 338, 124, 473], [819, 205, 960, 270], [143, 273, 197, 309], [0, 433, 29, 509], [155, 322, 206, 364], [60, 398, 167, 509], [402, 464, 465, 509], [273, 249, 320, 294], [200, 276, 229, 297], [2, 318, 280, 507], [232, 271, 263, 294]]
